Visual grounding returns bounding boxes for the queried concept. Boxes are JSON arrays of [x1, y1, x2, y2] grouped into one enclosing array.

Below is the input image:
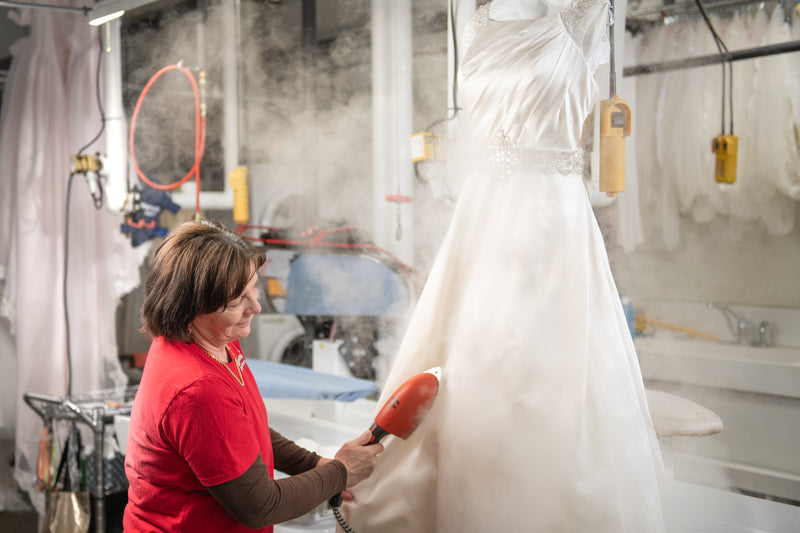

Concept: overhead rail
[[0, 0, 89, 14], [623, 39, 800, 76], [627, 0, 774, 21]]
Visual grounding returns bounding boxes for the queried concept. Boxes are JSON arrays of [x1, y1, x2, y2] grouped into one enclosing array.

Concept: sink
[[634, 337, 800, 398], [637, 337, 800, 365]]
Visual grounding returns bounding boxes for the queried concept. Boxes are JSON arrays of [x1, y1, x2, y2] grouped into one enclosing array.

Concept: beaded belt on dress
[[488, 130, 585, 178]]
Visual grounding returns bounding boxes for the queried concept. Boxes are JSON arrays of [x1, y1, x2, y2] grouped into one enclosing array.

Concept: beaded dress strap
[[560, 0, 611, 57], [462, 3, 492, 54]]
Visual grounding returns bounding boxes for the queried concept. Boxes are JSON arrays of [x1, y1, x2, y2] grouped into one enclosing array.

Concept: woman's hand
[[333, 431, 384, 488]]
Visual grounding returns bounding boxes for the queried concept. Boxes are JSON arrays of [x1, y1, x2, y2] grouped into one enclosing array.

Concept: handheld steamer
[[329, 366, 442, 533]]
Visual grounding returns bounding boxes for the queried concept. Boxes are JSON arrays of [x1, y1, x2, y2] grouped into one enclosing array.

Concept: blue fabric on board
[[248, 359, 377, 401]]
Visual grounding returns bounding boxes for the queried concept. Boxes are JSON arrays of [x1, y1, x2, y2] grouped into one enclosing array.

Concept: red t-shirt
[[123, 337, 274, 532]]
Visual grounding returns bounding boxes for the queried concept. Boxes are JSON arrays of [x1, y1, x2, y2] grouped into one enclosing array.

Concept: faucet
[[755, 321, 771, 347], [707, 303, 750, 344]]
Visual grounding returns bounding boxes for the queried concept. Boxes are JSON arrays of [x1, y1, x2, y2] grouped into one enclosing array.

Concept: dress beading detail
[[561, 0, 608, 41], [463, 3, 492, 52], [490, 130, 585, 179]]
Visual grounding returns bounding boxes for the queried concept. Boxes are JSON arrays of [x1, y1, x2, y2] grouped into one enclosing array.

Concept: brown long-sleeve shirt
[[206, 427, 347, 529]]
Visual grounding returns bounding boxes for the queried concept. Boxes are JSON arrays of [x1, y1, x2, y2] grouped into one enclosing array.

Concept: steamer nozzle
[[368, 366, 441, 444]]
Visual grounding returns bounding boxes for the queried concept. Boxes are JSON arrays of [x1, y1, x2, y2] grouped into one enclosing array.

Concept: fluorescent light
[[88, 0, 159, 26], [89, 9, 125, 26]]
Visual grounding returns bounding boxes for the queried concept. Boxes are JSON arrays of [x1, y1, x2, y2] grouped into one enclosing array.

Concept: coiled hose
[[128, 63, 207, 215]]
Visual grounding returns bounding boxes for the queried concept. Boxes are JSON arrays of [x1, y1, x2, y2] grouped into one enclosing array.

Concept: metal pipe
[[623, 40, 800, 76], [0, 0, 89, 15], [93, 408, 106, 533], [608, 0, 617, 96], [446, 0, 475, 115], [371, 0, 414, 265], [170, 0, 237, 210], [301, 0, 316, 47], [627, 0, 772, 21], [100, 19, 131, 213]]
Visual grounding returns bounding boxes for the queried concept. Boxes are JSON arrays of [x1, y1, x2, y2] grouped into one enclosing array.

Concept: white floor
[[668, 480, 800, 533]]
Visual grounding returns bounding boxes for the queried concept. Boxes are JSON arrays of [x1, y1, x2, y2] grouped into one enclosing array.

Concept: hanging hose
[[128, 63, 207, 215]]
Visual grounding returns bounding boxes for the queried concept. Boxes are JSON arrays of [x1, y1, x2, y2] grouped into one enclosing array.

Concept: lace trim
[[489, 130, 585, 178]]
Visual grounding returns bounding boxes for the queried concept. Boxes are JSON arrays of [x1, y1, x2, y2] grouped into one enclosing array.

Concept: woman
[[123, 219, 383, 532]]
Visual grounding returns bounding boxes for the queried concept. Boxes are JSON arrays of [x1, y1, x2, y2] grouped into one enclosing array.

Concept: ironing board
[[248, 359, 377, 402]]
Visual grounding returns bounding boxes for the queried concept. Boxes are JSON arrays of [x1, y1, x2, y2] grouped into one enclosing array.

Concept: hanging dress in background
[[346, 0, 668, 531], [633, 5, 799, 243]]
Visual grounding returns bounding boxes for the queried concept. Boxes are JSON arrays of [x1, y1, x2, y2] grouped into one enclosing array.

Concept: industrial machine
[[239, 225, 423, 381]]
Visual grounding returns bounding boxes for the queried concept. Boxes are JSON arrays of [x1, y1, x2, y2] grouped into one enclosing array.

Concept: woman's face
[[192, 270, 262, 344]]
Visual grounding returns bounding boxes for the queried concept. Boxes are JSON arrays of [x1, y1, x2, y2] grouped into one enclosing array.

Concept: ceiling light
[[88, 0, 158, 26], [89, 9, 125, 26]]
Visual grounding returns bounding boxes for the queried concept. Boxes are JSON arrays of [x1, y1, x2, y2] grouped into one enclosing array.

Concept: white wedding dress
[[345, 1, 667, 531]]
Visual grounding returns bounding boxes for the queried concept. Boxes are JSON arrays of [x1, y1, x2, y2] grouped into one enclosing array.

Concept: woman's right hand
[[334, 431, 384, 488]]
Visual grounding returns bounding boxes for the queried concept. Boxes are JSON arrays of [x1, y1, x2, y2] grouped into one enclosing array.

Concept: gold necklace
[[197, 344, 244, 386]]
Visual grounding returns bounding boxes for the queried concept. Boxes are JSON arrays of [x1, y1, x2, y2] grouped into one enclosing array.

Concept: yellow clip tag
[[409, 132, 442, 162], [229, 166, 249, 224], [711, 134, 738, 185], [70, 154, 102, 174], [599, 95, 632, 197]]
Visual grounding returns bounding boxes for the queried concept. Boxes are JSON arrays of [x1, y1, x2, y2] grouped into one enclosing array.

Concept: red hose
[[128, 64, 207, 214]]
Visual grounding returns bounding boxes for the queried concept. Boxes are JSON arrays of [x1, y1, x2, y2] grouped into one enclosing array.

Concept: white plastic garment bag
[[0, 4, 145, 512], [0, 9, 73, 512]]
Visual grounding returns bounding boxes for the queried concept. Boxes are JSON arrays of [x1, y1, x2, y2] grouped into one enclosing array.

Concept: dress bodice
[[459, 0, 610, 153]]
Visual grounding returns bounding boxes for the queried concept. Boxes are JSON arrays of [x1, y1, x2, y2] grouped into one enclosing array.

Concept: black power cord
[[63, 33, 108, 396], [64, 171, 77, 397], [331, 502, 355, 533], [694, 0, 734, 136], [77, 41, 107, 156]]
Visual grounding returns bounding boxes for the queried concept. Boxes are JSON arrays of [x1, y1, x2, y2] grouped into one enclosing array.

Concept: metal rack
[[624, 0, 800, 75], [627, 0, 777, 24], [624, 39, 800, 75], [24, 387, 137, 533]]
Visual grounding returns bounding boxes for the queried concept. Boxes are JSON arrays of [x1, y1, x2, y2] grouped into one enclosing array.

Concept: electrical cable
[[63, 34, 107, 397], [77, 42, 106, 156], [63, 172, 77, 397], [128, 63, 207, 215], [75, 38, 107, 210], [693, 0, 734, 135], [331, 504, 355, 533]]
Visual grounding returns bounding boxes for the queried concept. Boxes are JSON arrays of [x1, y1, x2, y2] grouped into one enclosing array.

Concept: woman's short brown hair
[[140, 219, 266, 342]]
